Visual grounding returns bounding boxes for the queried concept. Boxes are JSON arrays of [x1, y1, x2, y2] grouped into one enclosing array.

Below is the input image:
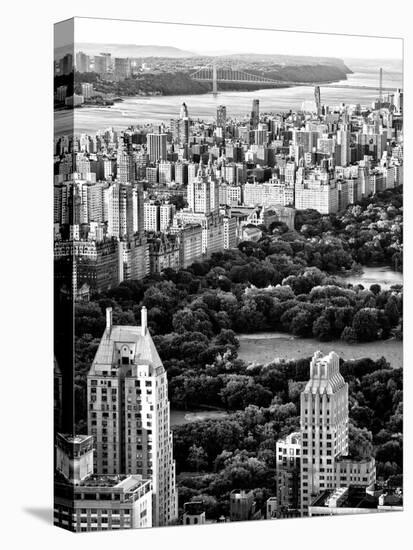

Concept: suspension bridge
[[190, 61, 400, 95]]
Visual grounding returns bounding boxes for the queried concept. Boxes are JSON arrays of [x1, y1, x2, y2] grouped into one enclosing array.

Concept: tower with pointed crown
[[300, 351, 348, 514], [87, 306, 177, 527]]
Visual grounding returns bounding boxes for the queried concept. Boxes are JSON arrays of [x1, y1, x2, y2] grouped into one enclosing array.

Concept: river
[[55, 59, 402, 136]]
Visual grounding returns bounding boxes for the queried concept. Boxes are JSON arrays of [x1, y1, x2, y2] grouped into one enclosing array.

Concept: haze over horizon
[[54, 17, 403, 61]]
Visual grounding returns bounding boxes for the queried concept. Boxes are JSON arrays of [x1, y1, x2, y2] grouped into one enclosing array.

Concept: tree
[[352, 308, 380, 342], [348, 423, 373, 460], [187, 444, 208, 472], [169, 194, 187, 211], [312, 314, 333, 341], [384, 295, 400, 326], [341, 326, 357, 343]]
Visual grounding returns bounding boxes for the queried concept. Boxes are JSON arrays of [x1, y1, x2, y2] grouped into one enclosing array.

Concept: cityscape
[[54, 20, 403, 532]]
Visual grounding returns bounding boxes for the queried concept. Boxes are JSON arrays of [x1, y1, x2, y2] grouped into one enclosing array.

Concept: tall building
[[314, 86, 321, 117], [147, 133, 167, 163], [75, 51, 90, 72], [171, 103, 190, 147], [217, 105, 227, 131], [54, 238, 121, 296], [105, 182, 144, 239], [276, 432, 301, 512], [94, 53, 111, 75], [117, 150, 135, 183], [250, 99, 260, 129], [300, 351, 349, 514], [336, 129, 350, 167], [54, 434, 153, 531], [114, 57, 131, 80], [295, 173, 338, 214], [87, 307, 178, 527], [144, 201, 160, 232], [187, 162, 219, 215]]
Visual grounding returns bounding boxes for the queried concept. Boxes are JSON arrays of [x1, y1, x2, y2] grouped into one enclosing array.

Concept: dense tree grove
[[295, 186, 403, 271]]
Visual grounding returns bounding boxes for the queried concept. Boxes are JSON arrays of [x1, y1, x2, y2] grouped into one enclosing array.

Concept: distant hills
[[221, 53, 350, 68], [66, 44, 349, 69], [74, 43, 197, 58]]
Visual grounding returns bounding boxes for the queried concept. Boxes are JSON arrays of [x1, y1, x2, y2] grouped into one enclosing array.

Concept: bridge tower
[[212, 60, 218, 96]]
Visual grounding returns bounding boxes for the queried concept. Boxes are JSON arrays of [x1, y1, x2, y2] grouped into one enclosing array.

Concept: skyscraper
[[106, 182, 144, 239], [337, 128, 350, 167], [87, 307, 178, 527], [300, 351, 349, 514], [276, 432, 301, 512], [94, 53, 111, 75], [114, 57, 131, 80], [180, 102, 189, 119], [147, 133, 167, 163], [187, 162, 219, 215], [217, 105, 227, 131], [117, 150, 135, 183], [250, 99, 260, 129], [171, 103, 190, 147], [75, 51, 90, 73]]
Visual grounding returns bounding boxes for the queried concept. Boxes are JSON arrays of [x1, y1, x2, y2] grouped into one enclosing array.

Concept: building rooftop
[[57, 434, 92, 445], [77, 474, 147, 491], [184, 501, 206, 516], [310, 486, 378, 510], [277, 431, 301, 446], [89, 307, 164, 375]]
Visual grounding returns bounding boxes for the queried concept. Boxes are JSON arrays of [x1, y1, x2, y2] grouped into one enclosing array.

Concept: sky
[[58, 17, 404, 61]]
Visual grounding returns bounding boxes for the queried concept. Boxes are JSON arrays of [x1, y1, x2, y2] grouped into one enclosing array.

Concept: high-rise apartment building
[[117, 150, 135, 183], [158, 162, 174, 184], [187, 163, 219, 215], [144, 201, 160, 232], [75, 51, 90, 72], [54, 434, 153, 531], [87, 307, 178, 527], [300, 351, 349, 514], [295, 172, 338, 214], [276, 432, 301, 512], [336, 129, 350, 167], [114, 57, 131, 80], [171, 103, 190, 146], [94, 53, 111, 75], [217, 105, 227, 131], [174, 162, 188, 185], [250, 99, 260, 129], [147, 133, 167, 163], [106, 182, 144, 239]]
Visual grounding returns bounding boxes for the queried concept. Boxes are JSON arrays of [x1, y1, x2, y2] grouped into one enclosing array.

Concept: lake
[[336, 266, 403, 290], [170, 409, 229, 427], [237, 265, 403, 369], [237, 332, 402, 369]]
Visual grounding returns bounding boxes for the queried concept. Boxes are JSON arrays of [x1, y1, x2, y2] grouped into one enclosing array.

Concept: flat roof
[[310, 487, 378, 510]]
